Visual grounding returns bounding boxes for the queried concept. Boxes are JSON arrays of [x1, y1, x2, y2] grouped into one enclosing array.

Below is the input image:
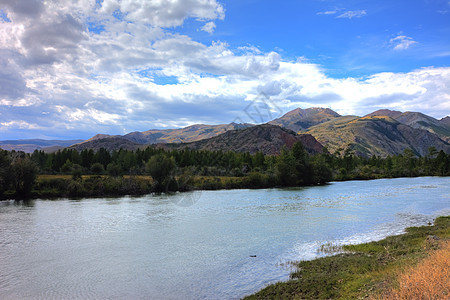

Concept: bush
[[90, 162, 105, 175], [71, 164, 83, 180], [106, 163, 123, 177]]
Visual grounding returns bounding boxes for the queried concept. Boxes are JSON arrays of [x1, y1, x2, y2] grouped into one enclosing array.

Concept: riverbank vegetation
[[0, 144, 449, 199], [245, 216, 450, 300]]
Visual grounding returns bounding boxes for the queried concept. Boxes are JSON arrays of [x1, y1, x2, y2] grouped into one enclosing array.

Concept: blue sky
[[0, 0, 449, 140]]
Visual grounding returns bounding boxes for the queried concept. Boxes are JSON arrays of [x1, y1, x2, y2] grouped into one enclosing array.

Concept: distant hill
[[306, 116, 450, 157], [164, 124, 323, 155], [0, 139, 83, 152], [69, 137, 141, 152], [269, 107, 340, 132], [76, 123, 254, 146], [124, 123, 253, 144], [365, 110, 450, 143], [73, 124, 323, 155]]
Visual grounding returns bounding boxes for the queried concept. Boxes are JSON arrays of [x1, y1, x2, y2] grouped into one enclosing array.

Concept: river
[[1, 177, 449, 299]]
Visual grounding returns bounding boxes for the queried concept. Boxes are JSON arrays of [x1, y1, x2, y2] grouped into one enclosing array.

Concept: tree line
[[0, 144, 449, 199]]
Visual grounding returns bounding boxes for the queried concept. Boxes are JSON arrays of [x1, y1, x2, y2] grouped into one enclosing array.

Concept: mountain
[[6, 107, 448, 158], [69, 124, 323, 155], [164, 124, 323, 155], [365, 110, 450, 143], [69, 137, 141, 152], [124, 123, 253, 144], [76, 123, 254, 146], [441, 116, 450, 127], [0, 139, 83, 152], [269, 107, 341, 132], [365, 109, 403, 119], [306, 116, 450, 157]]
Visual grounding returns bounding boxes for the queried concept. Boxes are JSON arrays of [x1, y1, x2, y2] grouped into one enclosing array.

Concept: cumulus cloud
[[390, 35, 417, 50], [98, 0, 225, 27], [0, 0, 448, 140], [0, 0, 44, 19], [201, 21, 216, 34]]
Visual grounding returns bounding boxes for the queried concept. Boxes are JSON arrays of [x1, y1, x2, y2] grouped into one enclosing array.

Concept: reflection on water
[[0, 177, 449, 299]]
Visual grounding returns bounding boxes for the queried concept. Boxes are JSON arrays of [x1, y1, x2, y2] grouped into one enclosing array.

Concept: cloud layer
[[0, 0, 449, 139]]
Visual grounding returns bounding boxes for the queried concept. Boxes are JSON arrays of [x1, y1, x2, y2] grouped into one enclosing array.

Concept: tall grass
[[376, 240, 449, 300]]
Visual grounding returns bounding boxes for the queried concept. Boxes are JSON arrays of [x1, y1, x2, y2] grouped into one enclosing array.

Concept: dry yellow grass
[[375, 240, 449, 300]]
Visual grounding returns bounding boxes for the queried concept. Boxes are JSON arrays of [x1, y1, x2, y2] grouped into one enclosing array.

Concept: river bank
[[1, 173, 320, 200], [244, 215, 450, 299], [2, 173, 447, 201]]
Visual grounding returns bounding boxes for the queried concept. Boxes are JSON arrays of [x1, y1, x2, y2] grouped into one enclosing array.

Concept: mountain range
[[0, 139, 83, 153], [2, 108, 449, 157]]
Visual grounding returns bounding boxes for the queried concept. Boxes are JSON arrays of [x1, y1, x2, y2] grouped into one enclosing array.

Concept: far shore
[[2, 174, 448, 201]]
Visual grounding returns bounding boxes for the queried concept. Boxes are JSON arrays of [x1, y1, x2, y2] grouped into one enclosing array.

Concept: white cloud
[[201, 21, 216, 34], [0, 0, 448, 140], [337, 10, 367, 19], [99, 0, 225, 27], [390, 35, 417, 50], [317, 10, 337, 15], [0, 120, 43, 130]]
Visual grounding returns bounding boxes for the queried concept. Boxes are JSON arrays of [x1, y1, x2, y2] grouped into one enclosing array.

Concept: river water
[[1, 177, 449, 299]]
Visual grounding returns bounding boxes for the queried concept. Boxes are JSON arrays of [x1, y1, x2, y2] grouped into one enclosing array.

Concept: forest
[[0, 143, 449, 199]]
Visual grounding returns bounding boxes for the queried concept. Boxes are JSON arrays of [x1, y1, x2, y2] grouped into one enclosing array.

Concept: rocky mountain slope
[[69, 137, 141, 152], [79, 123, 254, 146], [441, 116, 450, 127], [306, 116, 450, 157], [269, 107, 340, 132], [164, 124, 323, 155], [70, 124, 323, 155], [365, 110, 450, 143]]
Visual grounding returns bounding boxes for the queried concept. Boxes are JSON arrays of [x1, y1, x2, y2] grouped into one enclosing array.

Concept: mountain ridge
[[269, 107, 341, 132], [2, 107, 449, 157], [161, 124, 323, 155], [305, 115, 450, 157]]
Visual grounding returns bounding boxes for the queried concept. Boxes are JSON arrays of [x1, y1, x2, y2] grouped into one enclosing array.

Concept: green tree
[[106, 163, 123, 177], [71, 164, 83, 180], [276, 147, 297, 186], [292, 142, 310, 184], [61, 159, 73, 174], [90, 162, 105, 175], [311, 154, 333, 184], [435, 150, 449, 176], [427, 147, 438, 159], [145, 154, 176, 191], [0, 150, 11, 195], [11, 157, 38, 197]]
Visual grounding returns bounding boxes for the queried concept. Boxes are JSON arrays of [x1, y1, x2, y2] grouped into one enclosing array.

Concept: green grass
[[244, 216, 450, 300]]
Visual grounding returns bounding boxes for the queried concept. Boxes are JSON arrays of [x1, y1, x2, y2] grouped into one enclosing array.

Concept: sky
[[0, 0, 450, 140]]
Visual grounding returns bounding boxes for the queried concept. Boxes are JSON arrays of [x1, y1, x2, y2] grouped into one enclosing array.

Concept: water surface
[[1, 177, 449, 299]]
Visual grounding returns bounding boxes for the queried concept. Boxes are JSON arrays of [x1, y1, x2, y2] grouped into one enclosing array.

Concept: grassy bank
[[245, 216, 450, 300], [1, 174, 286, 200]]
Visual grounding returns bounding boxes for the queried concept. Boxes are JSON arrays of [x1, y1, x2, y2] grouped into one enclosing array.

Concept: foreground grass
[[245, 216, 450, 300], [372, 240, 449, 300]]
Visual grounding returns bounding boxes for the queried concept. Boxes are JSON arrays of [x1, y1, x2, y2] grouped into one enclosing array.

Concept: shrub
[[90, 162, 105, 175]]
